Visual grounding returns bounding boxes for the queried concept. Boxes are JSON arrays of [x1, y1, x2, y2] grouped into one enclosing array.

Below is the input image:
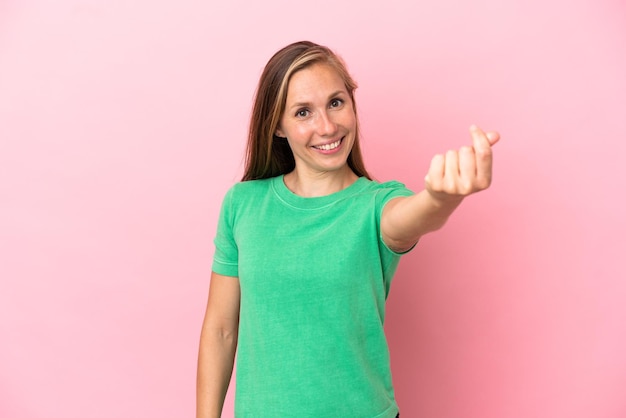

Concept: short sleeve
[[212, 187, 239, 277], [374, 180, 414, 211], [374, 180, 416, 255]]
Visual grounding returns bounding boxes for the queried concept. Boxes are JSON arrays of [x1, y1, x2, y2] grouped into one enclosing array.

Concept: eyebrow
[[287, 90, 347, 110]]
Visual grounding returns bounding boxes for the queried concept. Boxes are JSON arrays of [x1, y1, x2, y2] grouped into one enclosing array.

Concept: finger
[[458, 146, 476, 194], [425, 153, 445, 189], [469, 125, 493, 188], [443, 149, 459, 192], [485, 131, 501, 146], [470, 124, 491, 151]]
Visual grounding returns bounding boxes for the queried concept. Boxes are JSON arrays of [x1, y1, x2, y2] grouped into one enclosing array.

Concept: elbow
[[200, 319, 239, 347], [217, 327, 238, 344]]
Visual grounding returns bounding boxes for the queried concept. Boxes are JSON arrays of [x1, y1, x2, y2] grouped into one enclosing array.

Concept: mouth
[[312, 137, 343, 151]]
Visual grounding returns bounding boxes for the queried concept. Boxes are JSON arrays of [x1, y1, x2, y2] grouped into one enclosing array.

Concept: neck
[[283, 166, 358, 197]]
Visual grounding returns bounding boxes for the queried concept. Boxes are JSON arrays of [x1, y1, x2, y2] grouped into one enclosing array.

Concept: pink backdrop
[[1, 0, 625, 417]]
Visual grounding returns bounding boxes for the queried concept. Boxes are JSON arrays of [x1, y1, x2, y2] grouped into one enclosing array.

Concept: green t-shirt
[[212, 175, 414, 417]]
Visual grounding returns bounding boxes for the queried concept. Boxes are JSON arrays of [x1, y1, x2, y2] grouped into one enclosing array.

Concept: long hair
[[242, 41, 371, 181]]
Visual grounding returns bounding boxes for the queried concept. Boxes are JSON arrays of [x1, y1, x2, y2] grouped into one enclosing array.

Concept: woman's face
[[276, 63, 356, 177]]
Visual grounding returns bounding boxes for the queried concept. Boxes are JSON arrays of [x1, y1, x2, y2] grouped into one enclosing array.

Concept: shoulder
[[366, 178, 411, 191], [217, 178, 277, 225], [220, 177, 278, 214], [225, 177, 274, 199], [353, 178, 414, 216], [358, 178, 414, 197]]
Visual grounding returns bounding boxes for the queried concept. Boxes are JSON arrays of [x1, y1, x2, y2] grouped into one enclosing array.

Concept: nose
[[316, 110, 338, 137]]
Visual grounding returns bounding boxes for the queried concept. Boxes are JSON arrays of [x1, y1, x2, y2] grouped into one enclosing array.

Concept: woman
[[197, 41, 499, 418]]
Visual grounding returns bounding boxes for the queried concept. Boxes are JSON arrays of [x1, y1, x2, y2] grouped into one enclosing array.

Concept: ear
[[275, 126, 286, 139]]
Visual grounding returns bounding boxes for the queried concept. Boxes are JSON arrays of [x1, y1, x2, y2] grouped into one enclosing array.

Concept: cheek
[[285, 124, 312, 143], [295, 121, 317, 137], [338, 111, 357, 131]]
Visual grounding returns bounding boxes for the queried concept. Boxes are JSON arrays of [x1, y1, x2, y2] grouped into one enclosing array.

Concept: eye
[[295, 108, 310, 118], [330, 98, 344, 108]]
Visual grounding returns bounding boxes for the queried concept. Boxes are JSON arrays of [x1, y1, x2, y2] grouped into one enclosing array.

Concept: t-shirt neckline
[[271, 175, 369, 210]]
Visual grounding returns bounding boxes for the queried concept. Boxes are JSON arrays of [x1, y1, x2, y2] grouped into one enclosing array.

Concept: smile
[[312, 138, 343, 151]]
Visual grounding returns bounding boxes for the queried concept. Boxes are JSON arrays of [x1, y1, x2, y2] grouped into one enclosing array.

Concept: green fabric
[[212, 175, 413, 418]]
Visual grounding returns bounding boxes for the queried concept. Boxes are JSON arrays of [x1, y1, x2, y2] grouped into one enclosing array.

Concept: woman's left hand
[[424, 125, 500, 204]]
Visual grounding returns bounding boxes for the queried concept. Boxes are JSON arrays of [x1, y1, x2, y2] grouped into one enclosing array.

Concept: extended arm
[[196, 272, 241, 418], [381, 125, 500, 252]]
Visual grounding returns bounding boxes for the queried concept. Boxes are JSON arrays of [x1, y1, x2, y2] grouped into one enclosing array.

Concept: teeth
[[315, 139, 341, 151]]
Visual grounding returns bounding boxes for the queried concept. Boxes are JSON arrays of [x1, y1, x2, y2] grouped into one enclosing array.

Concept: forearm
[[196, 328, 238, 418], [382, 190, 464, 251]]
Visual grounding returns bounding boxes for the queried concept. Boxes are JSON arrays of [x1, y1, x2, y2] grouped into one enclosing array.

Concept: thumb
[[485, 131, 501, 146]]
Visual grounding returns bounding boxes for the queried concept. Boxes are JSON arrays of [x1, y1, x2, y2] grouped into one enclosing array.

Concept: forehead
[[285, 63, 347, 102]]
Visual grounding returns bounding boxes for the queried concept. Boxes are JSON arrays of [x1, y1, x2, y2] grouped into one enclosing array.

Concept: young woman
[[197, 41, 500, 418]]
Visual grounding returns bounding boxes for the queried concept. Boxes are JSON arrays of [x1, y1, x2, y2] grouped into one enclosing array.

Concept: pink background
[[1, 0, 625, 417]]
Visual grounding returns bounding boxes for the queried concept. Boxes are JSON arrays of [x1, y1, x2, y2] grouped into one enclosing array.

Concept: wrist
[[426, 189, 465, 209]]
